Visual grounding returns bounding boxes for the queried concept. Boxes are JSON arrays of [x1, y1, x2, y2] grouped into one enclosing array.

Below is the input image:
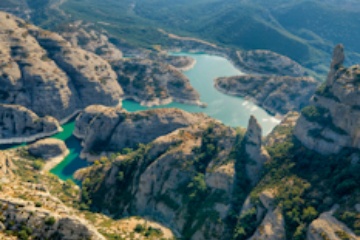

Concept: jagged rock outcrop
[[0, 12, 123, 121], [58, 21, 123, 61], [111, 58, 201, 107], [75, 120, 238, 239], [28, 138, 68, 160], [215, 75, 317, 115], [294, 44, 360, 155], [307, 206, 358, 240], [243, 116, 271, 185], [0, 104, 61, 144], [75, 105, 206, 155]]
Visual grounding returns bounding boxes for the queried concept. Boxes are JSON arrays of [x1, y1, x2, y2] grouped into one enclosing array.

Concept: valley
[[0, 2, 359, 240]]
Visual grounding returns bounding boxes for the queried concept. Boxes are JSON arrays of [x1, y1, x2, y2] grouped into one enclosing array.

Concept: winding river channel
[[3, 53, 281, 181]]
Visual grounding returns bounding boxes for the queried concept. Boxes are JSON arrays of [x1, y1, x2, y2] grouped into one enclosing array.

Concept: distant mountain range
[[2, 0, 360, 77]]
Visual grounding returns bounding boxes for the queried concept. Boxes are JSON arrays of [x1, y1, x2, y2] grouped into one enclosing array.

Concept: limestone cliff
[[0, 12, 123, 121], [215, 75, 317, 115], [294, 44, 360, 155], [75, 106, 207, 156], [111, 58, 201, 107], [0, 104, 61, 144]]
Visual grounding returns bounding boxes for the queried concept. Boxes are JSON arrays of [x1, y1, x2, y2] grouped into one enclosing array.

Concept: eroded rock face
[[0, 12, 123, 121], [75, 105, 206, 155], [215, 75, 317, 115], [243, 116, 271, 185], [111, 58, 201, 107], [58, 21, 123, 61], [75, 120, 238, 240], [28, 138, 68, 160], [295, 45, 360, 155], [249, 207, 286, 240], [0, 104, 61, 144], [307, 207, 358, 240]]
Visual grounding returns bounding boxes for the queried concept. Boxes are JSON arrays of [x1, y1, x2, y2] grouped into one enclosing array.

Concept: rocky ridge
[[75, 119, 239, 239], [111, 58, 201, 107], [74, 105, 207, 157], [233, 50, 308, 77], [57, 21, 123, 61], [294, 44, 360, 155], [0, 11, 124, 121], [215, 75, 317, 115]]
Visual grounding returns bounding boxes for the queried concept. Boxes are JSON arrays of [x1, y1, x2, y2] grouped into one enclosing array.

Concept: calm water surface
[[123, 53, 280, 133]]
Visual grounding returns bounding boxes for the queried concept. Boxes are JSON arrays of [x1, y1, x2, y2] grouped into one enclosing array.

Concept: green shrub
[[32, 160, 44, 170], [134, 223, 145, 233], [45, 216, 56, 225], [17, 230, 29, 240], [301, 106, 329, 123]]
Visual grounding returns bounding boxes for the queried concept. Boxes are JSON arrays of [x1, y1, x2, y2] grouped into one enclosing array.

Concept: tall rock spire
[[244, 115, 271, 185], [326, 44, 345, 86]]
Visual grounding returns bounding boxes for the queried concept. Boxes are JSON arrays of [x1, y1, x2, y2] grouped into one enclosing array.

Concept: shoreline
[[0, 127, 63, 145], [213, 81, 283, 120], [42, 148, 70, 172], [122, 95, 206, 108], [167, 47, 253, 76], [174, 58, 197, 72]]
